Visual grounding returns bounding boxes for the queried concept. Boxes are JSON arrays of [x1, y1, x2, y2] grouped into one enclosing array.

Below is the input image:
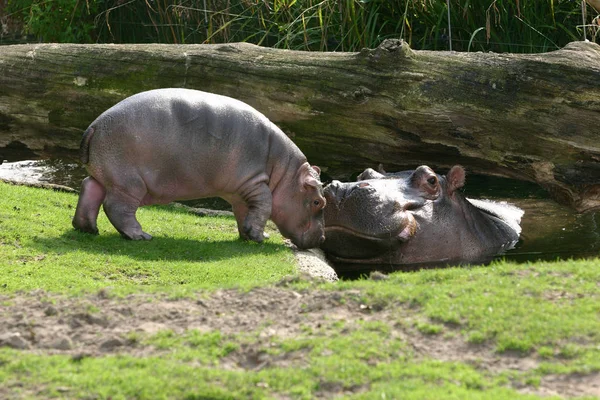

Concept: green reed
[[3, 0, 599, 52]]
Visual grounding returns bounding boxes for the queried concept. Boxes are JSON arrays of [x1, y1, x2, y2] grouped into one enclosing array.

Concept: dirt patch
[[0, 286, 598, 398]]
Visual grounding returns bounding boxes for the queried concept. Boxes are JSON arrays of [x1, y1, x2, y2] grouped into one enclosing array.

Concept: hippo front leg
[[232, 183, 272, 243]]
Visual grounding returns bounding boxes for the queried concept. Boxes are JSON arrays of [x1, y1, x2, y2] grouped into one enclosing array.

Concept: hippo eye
[[313, 200, 321, 206], [427, 176, 437, 185]]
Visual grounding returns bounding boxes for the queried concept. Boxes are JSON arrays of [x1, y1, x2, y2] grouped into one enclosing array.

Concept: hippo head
[[272, 163, 326, 250], [321, 165, 523, 269]]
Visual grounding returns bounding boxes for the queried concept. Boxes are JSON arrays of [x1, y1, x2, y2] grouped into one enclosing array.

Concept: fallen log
[[0, 40, 598, 212]]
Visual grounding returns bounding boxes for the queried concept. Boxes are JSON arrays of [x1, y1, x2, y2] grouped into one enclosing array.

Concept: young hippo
[[72, 88, 326, 249]]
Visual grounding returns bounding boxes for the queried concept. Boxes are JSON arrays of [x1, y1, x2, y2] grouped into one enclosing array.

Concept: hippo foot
[[241, 226, 267, 243], [120, 231, 153, 241], [73, 224, 99, 235]]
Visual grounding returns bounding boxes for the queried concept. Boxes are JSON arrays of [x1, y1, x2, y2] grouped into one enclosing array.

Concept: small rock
[[87, 314, 109, 328], [196, 299, 208, 308], [47, 336, 73, 350], [97, 287, 112, 299], [136, 322, 168, 334], [69, 313, 109, 328], [0, 332, 30, 349], [330, 292, 343, 302], [68, 317, 84, 329], [44, 305, 58, 316], [99, 337, 124, 352], [370, 271, 389, 281], [115, 307, 133, 316], [71, 352, 90, 362]]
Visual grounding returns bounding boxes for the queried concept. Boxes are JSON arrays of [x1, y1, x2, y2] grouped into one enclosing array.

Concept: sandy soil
[[1, 285, 599, 398]]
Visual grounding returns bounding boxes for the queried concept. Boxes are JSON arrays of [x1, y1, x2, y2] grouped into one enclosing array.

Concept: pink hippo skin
[[72, 88, 326, 249]]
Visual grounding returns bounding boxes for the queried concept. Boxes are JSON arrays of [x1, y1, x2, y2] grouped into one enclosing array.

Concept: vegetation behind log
[[2, 0, 599, 52]]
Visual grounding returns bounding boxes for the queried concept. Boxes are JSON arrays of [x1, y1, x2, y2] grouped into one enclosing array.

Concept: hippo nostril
[[394, 201, 418, 212], [403, 201, 421, 211]]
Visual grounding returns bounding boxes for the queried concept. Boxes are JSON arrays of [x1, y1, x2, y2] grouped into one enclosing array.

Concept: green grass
[[0, 181, 296, 296], [0, 328, 552, 400], [334, 260, 600, 355], [3, 317, 594, 399], [1, 181, 600, 399]]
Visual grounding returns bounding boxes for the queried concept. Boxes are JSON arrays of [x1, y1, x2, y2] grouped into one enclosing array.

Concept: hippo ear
[[301, 166, 321, 189], [447, 165, 466, 194], [357, 168, 385, 181], [298, 163, 322, 190], [304, 176, 320, 189], [377, 163, 387, 174]]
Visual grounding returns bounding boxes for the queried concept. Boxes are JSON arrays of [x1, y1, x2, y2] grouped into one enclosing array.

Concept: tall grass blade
[[468, 26, 485, 52], [446, 0, 452, 50], [515, 15, 560, 50]]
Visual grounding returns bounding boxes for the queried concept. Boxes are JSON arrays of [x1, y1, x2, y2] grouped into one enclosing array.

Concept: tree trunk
[[0, 41, 598, 212]]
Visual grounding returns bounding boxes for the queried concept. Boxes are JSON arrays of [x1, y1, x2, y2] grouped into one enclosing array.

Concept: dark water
[[462, 175, 599, 263], [1, 159, 598, 267]]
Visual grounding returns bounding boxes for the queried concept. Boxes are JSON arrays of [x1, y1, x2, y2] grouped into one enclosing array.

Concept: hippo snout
[[297, 222, 326, 250], [324, 180, 368, 208], [294, 233, 325, 250]]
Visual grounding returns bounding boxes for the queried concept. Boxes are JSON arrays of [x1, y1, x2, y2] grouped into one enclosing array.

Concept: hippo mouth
[[324, 212, 417, 243], [292, 219, 325, 250]]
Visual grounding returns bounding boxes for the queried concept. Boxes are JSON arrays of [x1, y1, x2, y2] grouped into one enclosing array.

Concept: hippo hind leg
[[103, 185, 152, 241], [73, 176, 106, 235]]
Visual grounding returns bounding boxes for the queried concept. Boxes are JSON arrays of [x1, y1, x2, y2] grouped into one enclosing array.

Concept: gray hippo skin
[[321, 165, 523, 269], [72, 88, 326, 249]]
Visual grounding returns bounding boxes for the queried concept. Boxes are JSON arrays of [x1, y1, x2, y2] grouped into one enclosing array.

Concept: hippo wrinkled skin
[[321, 165, 524, 269], [72, 88, 326, 249]]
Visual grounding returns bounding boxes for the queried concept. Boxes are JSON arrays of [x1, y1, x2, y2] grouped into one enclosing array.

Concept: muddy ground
[[1, 283, 599, 399]]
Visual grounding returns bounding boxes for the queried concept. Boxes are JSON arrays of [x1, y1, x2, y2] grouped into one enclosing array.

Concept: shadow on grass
[[30, 229, 289, 262]]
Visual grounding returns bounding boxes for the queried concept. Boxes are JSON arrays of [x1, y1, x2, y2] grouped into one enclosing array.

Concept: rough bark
[[0, 41, 598, 212]]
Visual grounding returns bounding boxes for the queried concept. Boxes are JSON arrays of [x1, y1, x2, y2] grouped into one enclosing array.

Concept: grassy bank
[[0, 181, 296, 296], [1, 181, 600, 399]]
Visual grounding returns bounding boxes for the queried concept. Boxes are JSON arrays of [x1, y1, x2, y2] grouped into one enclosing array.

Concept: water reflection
[[0, 159, 87, 187], [0, 159, 232, 210], [462, 175, 599, 264], [0, 159, 598, 268], [502, 198, 599, 263]]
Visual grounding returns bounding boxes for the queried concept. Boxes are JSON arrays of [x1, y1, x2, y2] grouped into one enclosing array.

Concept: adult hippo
[[72, 88, 326, 249], [321, 165, 523, 270]]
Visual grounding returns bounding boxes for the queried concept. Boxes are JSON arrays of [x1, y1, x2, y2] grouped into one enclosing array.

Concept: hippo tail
[[79, 126, 95, 165]]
